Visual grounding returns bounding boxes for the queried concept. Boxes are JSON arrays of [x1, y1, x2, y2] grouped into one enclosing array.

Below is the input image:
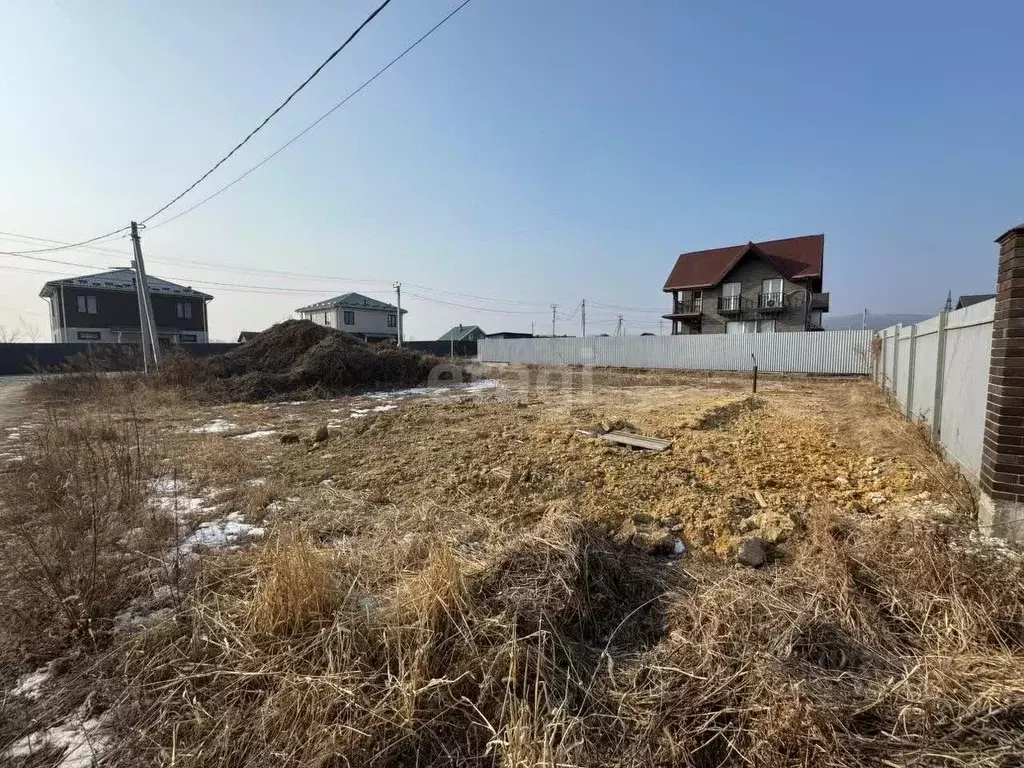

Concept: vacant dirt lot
[[139, 367, 961, 560], [7, 366, 1018, 768]]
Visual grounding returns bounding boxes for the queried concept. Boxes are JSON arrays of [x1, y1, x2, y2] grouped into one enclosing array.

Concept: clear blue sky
[[1, 0, 1021, 340]]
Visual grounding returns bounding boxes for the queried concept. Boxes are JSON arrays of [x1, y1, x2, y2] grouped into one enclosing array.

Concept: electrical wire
[[145, 0, 475, 231], [140, 0, 394, 225], [1, 227, 128, 255], [403, 291, 553, 316]]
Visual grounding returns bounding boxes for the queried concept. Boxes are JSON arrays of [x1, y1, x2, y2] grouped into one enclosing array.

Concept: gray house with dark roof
[[295, 292, 405, 341], [955, 294, 995, 310], [39, 268, 212, 344], [438, 325, 486, 342]]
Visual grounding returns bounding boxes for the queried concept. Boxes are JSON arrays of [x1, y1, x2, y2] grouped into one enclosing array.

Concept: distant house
[[39, 268, 212, 344], [662, 234, 829, 334], [484, 331, 533, 339], [295, 292, 405, 341], [955, 294, 995, 310], [237, 331, 261, 343], [438, 325, 486, 342]]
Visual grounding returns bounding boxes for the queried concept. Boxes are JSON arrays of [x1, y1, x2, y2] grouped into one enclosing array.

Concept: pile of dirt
[[177, 320, 440, 401]]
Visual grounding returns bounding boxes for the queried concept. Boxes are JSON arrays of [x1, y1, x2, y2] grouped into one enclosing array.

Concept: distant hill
[[823, 313, 931, 331]]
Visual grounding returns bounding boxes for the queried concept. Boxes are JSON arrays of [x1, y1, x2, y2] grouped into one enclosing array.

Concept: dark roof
[[955, 294, 995, 310], [438, 325, 485, 341], [295, 292, 401, 314], [484, 331, 533, 339], [663, 234, 824, 291], [38, 268, 213, 300], [237, 331, 261, 342]]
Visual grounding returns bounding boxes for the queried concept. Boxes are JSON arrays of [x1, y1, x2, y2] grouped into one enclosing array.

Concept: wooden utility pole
[[394, 282, 403, 347], [550, 303, 557, 337], [130, 221, 159, 369], [615, 315, 624, 336], [581, 299, 586, 337]]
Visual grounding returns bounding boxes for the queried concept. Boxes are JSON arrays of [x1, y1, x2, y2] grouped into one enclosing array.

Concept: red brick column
[[980, 223, 1024, 539]]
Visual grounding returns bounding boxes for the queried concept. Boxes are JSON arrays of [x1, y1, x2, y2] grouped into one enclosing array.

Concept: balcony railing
[[809, 292, 830, 311], [757, 292, 786, 311], [671, 300, 703, 316], [717, 295, 747, 314]]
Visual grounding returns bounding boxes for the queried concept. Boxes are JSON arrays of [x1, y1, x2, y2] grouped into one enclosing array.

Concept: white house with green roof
[[295, 292, 405, 341]]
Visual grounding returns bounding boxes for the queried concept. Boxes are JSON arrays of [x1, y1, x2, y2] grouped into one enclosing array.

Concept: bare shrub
[[0, 399, 169, 656]]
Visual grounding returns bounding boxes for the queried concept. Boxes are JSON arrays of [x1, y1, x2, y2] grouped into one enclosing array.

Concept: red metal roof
[[663, 234, 824, 291]]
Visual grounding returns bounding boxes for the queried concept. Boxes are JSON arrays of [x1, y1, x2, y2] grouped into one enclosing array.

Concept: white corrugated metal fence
[[874, 299, 994, 478], [478, 331, 872, 374]]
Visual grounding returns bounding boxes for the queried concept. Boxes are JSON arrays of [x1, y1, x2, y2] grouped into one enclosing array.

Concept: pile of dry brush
[[94, 508, 1024, 768], [159, 320, 440, 401]]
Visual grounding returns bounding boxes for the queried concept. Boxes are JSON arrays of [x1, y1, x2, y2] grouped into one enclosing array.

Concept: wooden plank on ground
[[600, 430, 671, 452]]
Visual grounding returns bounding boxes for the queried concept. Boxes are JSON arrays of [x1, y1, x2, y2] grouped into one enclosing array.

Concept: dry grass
[[4, 371, 1023, 766], [95, 511, 1024, 768], [0, 394, 171, 662]]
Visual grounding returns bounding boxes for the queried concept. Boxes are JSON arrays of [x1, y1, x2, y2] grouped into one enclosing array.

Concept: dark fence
[[405, 340, 478, 357], [0, 343, 239, 376]]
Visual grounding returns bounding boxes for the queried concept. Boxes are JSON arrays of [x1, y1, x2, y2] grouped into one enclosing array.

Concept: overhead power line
[[140, 0, 394, 225], [403, 291, 553, 317], [146, 0, 475, 231], [1, 227, 128, 255]]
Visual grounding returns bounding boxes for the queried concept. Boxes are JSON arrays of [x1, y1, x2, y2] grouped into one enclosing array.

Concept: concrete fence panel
[[478, 331, 872, 374]]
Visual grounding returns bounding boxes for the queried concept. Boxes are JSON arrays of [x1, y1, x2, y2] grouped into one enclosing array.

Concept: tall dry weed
[[0, 398, 168, 656]]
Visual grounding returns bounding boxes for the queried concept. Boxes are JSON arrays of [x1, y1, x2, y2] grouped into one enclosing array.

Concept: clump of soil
[[167, 320, 440, 402]]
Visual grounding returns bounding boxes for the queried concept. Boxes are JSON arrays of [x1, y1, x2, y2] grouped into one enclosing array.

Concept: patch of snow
[[178, 511, 264, 553], [673, 539, 686, 555], [372, 404, 397, 412], [149, 476, 187, 496], [6, 709, 107, 768], [464, 379, 500, 392], [190, 419, 239, 434], [320, 478, 334, 486], [233, 429, 277, 440], [350, 412, 368, 419], [365, 379, 501, 401], [149, 475, 209, 517], [246, 477, 267, 486], [11, 667, 49, 700]]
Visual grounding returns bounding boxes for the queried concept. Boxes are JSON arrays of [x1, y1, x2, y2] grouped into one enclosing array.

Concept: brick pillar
[[979, 223, 1024, 539]]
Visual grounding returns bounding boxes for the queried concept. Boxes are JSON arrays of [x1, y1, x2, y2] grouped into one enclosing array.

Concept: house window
[[760, 278, 784, 307], [727, 320, 775, 334], [77, 295, 97, 314], [343, 311, 355, 325], [176, 301, 193, 319], [692, 290, 703, 312], [76, 331, 101, 341], [387, 313, 397, 328], [179, 333, 197, 343], [721, 282, 742, 311]]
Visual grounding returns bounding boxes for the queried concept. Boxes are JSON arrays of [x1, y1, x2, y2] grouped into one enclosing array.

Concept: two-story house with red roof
[[662, 234, 829, 334]]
